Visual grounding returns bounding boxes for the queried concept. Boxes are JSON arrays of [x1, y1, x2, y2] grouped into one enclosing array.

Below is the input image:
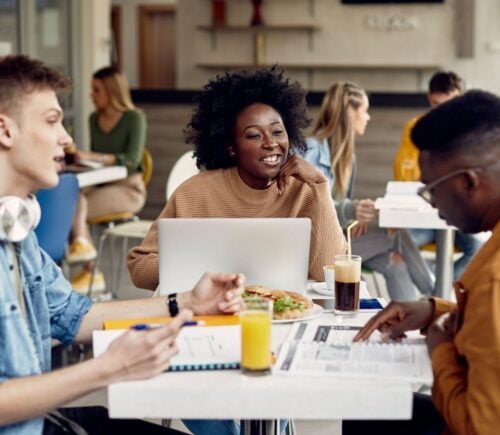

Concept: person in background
[[349, 89, 500, 435], [305, 82, 434, 301], [0, 55, 243, 435], [394, 70, 482, 279], [128, 67, 347, 292], [68, 66, 147, 293]]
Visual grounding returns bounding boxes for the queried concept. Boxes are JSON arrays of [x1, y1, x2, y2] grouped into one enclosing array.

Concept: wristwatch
[[167, 293, 179, 317]]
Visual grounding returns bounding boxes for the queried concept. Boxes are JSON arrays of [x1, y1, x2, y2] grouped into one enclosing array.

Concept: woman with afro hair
[[128, 67, 347, 292]]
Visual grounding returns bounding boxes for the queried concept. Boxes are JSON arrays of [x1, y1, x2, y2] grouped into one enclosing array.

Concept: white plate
[[272, 303, 324, 324], [310, 282, 334, 297]]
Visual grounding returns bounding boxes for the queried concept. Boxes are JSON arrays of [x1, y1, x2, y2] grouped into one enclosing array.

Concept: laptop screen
[[158, 218, 311, 295]]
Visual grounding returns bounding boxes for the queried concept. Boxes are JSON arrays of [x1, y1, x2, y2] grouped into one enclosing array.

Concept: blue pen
[[131, 321, 205, 330], [131, 323, 150, 330], [182, 320, 206, 327]]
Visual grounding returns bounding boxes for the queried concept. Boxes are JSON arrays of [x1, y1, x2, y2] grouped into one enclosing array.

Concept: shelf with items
[[197, 24, 319, 32], [198, 24, 320, 66]]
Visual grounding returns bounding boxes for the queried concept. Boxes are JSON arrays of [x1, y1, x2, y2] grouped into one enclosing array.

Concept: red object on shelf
[[250, 0, 264, 27], [212, 0, 226, 27]]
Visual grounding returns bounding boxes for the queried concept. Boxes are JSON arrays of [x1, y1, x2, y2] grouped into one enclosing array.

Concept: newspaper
[[274, 323, 433, 385]]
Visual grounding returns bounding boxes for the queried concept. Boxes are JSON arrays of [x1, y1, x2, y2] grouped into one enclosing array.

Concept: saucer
[[310, 282, 334, 297]]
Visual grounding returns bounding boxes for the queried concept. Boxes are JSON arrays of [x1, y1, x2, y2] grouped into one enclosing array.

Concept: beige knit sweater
[[127, 167, 347, 290]]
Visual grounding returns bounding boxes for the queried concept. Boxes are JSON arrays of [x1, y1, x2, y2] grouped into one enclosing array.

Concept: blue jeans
[[409, 229, 483, 280], [351, 227, 435, 300], [183, 419, 289, 435], [183, 420, 239, 435]]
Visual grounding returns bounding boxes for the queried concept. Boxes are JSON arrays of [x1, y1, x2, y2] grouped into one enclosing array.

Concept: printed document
[[93, 325, 240, 371], [275, 323, 432, 385]]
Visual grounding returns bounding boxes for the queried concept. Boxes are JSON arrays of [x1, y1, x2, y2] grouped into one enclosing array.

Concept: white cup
[[323, 265, 335, 291]]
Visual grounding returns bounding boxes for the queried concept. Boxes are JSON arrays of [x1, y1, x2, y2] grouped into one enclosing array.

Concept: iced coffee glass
[[333, 254, 361, 315]]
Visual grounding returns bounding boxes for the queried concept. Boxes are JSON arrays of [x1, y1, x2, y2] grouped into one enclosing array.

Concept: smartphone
[[312, 298, 383, 312], [359, 298, 384, 310]]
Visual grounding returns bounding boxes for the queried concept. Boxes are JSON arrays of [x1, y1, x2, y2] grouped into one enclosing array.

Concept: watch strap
[[167, 292, 179, 317]]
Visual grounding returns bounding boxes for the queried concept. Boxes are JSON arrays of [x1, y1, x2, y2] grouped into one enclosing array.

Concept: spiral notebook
[[93, 324, 241, 371]]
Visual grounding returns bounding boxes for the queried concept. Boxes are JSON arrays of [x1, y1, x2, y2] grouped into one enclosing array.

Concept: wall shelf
[[197, 24, 319, 32]]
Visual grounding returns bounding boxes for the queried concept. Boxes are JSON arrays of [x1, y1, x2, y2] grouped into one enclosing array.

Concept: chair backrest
[[142, 148, 153, 186], [35, 173, 80, 263], [165, 151, 199, 200]]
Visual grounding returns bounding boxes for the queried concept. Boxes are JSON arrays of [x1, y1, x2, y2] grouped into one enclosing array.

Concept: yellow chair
[[88, 149, 153, 225], [88, 149, 154, 297]]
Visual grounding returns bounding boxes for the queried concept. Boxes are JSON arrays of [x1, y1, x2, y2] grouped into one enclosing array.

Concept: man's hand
[[353, 300, 434, 342], [100, 310, 192, 383], [426, 312, 456, 355], [276, 155, 328, 195], [180, 272, 244, 315]]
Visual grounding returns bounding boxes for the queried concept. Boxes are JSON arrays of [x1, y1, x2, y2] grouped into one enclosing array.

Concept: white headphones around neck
[[0, 195, 41, 242]]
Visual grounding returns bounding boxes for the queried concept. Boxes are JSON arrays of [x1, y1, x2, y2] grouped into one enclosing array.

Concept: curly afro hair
[[185, 67, 311, 170]]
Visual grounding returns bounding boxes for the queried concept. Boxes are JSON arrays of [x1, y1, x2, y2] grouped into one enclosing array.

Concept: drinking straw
[[346, 220, 359, 259]]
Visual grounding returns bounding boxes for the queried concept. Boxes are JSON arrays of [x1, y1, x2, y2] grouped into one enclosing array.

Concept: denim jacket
[[304, 137, 357, 228], [0, 233, 92, 435]]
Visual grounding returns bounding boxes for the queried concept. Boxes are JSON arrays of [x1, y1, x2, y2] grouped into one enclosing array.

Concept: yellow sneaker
[[67, 237, 97, 263], [71, 268, 106, 294]]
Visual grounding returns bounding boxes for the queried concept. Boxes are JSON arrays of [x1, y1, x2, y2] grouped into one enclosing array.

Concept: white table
[[104, 287, 415, 434], [378, 207, 454, 299], [376, 182, 455, 299], [74, 166, 127, 188]]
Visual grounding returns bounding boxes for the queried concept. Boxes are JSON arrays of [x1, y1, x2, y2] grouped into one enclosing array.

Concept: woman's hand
[[74, 150, 93, 163], [355, 199, 376, 223], [277, 155, 328, 195], [351, 222, 368, 238], [179, 272, 245, 315]]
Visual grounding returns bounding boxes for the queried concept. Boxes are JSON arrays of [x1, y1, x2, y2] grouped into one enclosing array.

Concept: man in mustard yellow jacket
[[350, 90, 500, 435], [394, 71, 483, 280], [394, 71, 463, 181]]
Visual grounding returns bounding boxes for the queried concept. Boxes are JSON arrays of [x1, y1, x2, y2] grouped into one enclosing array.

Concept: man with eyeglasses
[[344, 90, 500, 434]]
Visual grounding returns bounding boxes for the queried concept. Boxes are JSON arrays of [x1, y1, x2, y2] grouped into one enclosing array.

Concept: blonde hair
[[93, 66, 135, 112], [312, 82, 367, 198]]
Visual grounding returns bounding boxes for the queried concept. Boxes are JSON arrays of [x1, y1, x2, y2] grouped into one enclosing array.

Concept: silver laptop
[[158, 218, 311, 295]]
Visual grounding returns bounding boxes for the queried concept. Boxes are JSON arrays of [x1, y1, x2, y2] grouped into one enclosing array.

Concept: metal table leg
[[242, 419, 277, 435], [434, 228, 455, 299]]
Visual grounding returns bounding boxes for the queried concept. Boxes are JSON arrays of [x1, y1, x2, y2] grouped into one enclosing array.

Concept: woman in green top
[[68, 66, 147, 292]]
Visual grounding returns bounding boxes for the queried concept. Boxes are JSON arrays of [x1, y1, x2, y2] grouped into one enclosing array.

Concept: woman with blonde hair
[[68, 66, 147, 292], [305, 82, 434, 300]]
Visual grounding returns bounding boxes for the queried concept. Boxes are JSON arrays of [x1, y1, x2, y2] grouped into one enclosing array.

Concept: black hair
[[185, 67, 310, 170], [412, 90, 500, 154], [428, 71, 464, 94]]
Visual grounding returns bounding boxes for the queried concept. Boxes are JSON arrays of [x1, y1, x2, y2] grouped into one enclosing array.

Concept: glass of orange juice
[[240, 297, 272, 376]]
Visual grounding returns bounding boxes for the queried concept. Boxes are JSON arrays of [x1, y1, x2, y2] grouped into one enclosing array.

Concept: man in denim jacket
[[0, 55, 243, 435]]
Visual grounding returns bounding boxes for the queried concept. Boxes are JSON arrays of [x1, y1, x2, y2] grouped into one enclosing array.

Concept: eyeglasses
[[417, 167, 483, 204]]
